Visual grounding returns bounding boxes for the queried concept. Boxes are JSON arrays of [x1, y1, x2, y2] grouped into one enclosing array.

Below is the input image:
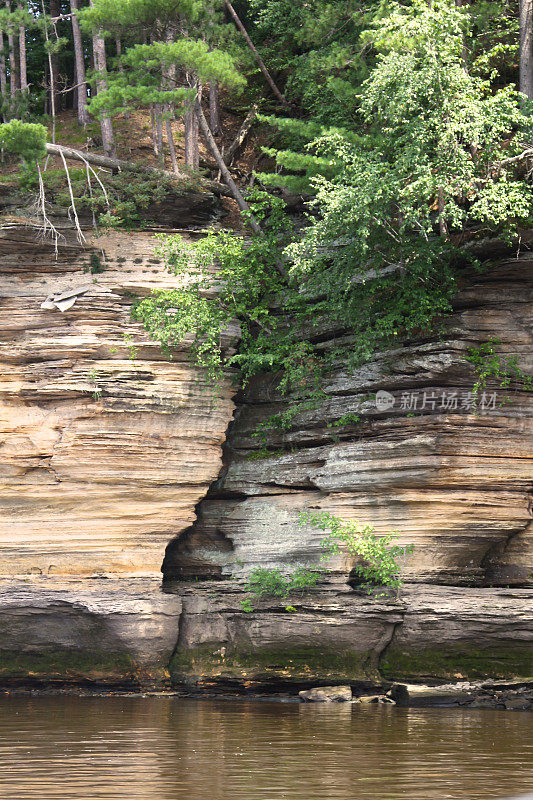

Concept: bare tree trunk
[[49, 0, 61, 112], [165, 117, 181, 175], [209, 81, 221, 135], [184, 105, 199, 169], [40, 0, 56, 140], [223, 0, 290, 110], [161, 31, 180, 173], [17, 3, 27, 93], [6, 2, 19, 98], [70, 0, 90, 124], [90, 1, 116, 157], [154, 103, 164, 158], [150, 105, 158, 155], [0, 31, 7, 121], [115, 38, 123, 70], [195, 97, 261, 233], [520, 0, 533, 100], [184, 77, 199, 170]]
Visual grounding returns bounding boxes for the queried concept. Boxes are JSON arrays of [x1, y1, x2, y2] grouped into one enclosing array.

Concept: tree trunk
[[49, 0, 61, 112], [223, 0, 290, 109], [195, 97, 261, 233], [44, 141, 232, 196], [154, 103, 164, 158], [115, 38, 123, 70], [165, 117, 182, 176], [17, 3, 27, 94], [6, 2, 19, 97], [161, 31, 179, 172], [0, 31, 7, 121], [184, 105, 199, 169], [209, 81, 221, 135], [520, 0, 533, 100], [40, 0, 57, 139], [150, 105, 158, 155], [184, 78, 199, 170], [70, 0, 90, 124], [90, 1, 116, 157]]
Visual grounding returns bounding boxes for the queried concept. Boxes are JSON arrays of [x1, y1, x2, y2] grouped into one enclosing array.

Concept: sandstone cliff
[[0, 210, 531, 688], [163, 257, 533, 687], [0, 208, 235, 684]]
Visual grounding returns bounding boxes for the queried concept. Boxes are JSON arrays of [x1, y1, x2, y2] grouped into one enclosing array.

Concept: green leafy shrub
[[0, 120, 47, 162], [299, 510, 413, 595], [466, 339, 532, 398], [240, 566, 321, 610]]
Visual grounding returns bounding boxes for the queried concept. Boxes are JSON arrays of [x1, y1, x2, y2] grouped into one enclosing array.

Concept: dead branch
[[224, 101, 260, 165], [223, 0, 291, 110], [44, 142, 232, 197], [58, 147, 86, 244], [195, 98, 262, 234]]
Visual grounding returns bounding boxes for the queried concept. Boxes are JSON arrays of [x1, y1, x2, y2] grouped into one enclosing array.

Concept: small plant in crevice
[[299, 510, 413, 598], [245, 447, 286, 461], [466, 339, 532, 406], [85, 253, 105, 274], [87, 367, 102, 401], [239, 566, 322, 611], [123, 333, 139, 370], [326, 412, 361, 429]]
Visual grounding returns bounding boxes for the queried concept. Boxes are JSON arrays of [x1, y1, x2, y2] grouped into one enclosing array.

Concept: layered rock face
[[1, 209, 532, 689], [0, 210, 235, 683], [164, 258, 533, 686]]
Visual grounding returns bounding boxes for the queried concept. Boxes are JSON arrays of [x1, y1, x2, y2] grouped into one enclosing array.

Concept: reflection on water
[[0, 695, 532, 800]]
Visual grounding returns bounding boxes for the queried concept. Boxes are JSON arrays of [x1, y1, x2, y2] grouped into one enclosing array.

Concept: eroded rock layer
[[0, 215, 234, 683], [1, 215, 532, 688], [164, 257, 533, 686]]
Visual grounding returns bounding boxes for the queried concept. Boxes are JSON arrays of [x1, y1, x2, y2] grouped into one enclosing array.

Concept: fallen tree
[[44, 142, 232, 198]]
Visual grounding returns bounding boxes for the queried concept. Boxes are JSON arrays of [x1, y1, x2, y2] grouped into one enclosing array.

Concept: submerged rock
[[299, 685, 352, 703]]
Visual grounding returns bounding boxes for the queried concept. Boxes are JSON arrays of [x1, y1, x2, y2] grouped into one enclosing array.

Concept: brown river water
[[0, 695, 532, 800]]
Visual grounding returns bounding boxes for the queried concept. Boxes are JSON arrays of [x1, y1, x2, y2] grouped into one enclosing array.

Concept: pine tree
[[70, 0, 90, 124]]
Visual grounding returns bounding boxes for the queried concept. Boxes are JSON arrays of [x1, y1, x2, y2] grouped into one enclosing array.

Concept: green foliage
[[20, 164, 189, 229], [299, 510, 413, 595], [327, 413, 361, 429], [87, 254, 105, 274], [0, 121, 47, 162], [134, 2, 532, 422], [466, 339, 533, 397], [248, 0, 376, 126], [263, 0, 532, 366], [240, 565, 321, 610], [87, 40, 244, 120], [132, 191, 325, 396], [87, 368, 102, 401]]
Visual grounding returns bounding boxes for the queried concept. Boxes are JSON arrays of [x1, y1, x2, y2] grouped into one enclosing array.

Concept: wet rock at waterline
[[299, 685, 352, 702]]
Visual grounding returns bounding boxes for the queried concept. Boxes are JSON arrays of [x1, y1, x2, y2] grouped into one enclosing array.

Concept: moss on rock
[[170, 643, 375, 684], [380, 645, 533, 682], [0, 648, 137, 683]]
